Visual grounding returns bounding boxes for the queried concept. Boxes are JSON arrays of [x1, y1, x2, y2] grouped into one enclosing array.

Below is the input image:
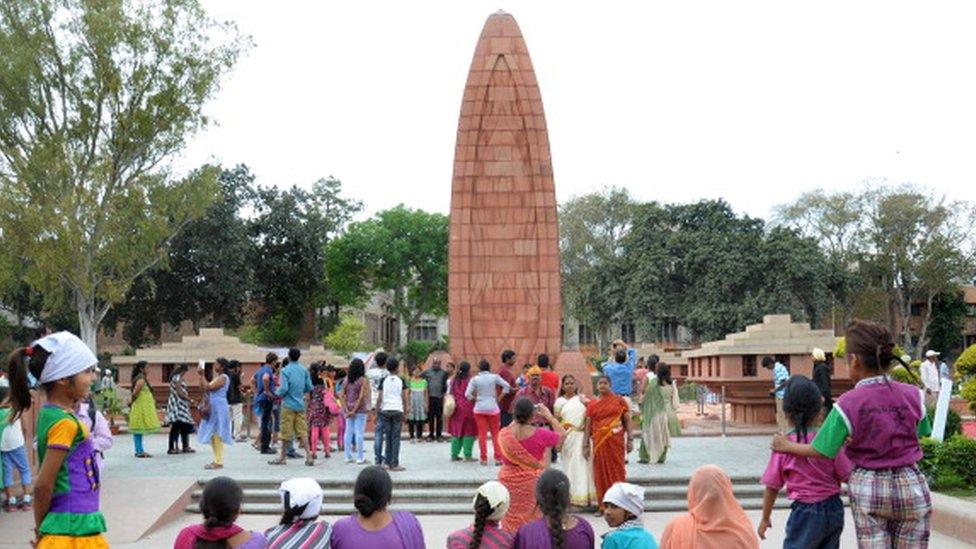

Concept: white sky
[[179, 1, 976, 220]]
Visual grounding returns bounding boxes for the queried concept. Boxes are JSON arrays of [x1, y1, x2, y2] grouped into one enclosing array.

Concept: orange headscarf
[[660, 465, 760, 549]]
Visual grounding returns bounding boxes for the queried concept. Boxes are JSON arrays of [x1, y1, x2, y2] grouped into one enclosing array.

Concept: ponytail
[[468, 495, 492, 549], [6, 346, 50, 423], [536, 469, 569, 549]]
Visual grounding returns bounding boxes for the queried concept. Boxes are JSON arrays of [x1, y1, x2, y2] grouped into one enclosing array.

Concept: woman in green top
[[639, 363, 680, 464], [6, 331, 108, 548], [407, 366, 428, 442], [128, 360, 161, 457]]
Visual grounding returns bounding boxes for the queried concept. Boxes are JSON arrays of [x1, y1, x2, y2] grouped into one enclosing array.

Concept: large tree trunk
[[75, 291, 109, 354]]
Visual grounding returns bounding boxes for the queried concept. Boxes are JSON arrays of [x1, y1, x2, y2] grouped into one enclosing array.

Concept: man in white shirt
[[375, 357, 407, 471], [920, 350, 942, 405]]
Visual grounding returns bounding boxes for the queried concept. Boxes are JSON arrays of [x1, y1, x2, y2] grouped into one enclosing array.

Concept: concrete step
[[185, 497, 794, 515], [190, 484, 773, 504], [200, 475, 763, 490]]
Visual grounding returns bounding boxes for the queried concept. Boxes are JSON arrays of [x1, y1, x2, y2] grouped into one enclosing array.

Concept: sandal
[[167, 449, 180, 455], [182, 448, 196, 453], [268, 458, 287, 465], [135, 452, 153, 458], [305, 459, 315, 467], [204, 463, 223, 470]]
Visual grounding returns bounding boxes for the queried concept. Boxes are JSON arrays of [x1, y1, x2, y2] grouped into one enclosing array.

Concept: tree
[[104, 165, 258, 347], [325, 205, 448, 343], [558, 187, 640, 349], [324, 314, 365, 357], [927, 291, 968, 358], [250, 178, 361, 335], [866, 188, 974, 355], [0, 0, 247, 351]]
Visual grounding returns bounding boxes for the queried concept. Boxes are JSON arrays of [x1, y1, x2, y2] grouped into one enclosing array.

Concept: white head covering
[[925, 350, 941, 358], [603, 482, 644, 519], [811, 348, 826, 362], [279, 478, 323, 521], [474, 480, 510, 522], [34, 332, 98, 384]]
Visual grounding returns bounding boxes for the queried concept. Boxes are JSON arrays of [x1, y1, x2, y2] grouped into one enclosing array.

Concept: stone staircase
[[186, 474, 793, 515]]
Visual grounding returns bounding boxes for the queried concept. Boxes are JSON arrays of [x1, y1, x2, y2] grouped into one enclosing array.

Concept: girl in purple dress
[[330, 466, 425, 548], [174, 477, 266, 548], [514, 469, 595, 549]]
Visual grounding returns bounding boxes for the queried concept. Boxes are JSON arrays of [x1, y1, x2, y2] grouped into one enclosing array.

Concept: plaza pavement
[[0, 433, 972, 547]]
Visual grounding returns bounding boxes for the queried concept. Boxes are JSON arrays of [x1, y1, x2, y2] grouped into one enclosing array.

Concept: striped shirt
[[447, 523, 516, 549], [265, 519, 332, 549]]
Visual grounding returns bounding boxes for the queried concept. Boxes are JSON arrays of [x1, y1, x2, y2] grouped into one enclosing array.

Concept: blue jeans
[[344, 413, 367, 461], [785, 494, 844, 549], [133, 433, 145, 455], [378, 411, 403, 467], [374, 413, 385, 464], [2, 446, 31, 487]]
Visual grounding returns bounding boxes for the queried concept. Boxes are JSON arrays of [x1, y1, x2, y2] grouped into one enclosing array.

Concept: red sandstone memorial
[[448, 12, 562, 368]]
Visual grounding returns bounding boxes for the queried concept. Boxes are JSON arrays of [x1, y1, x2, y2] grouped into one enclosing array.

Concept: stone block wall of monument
[[448, 12, 562, 368]]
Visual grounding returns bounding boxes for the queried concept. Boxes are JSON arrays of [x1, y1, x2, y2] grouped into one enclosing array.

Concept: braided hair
[[536, 469, 570, 549], [782, 375, 822, 443], [845, 319, 913, 385], [468, 494, 492, 549], [279, 490, 310, 525]]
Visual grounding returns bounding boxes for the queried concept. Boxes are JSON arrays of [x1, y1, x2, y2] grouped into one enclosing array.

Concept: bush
[[399, 340, 433, 366], [940, 436, 976, 486], [324, 314, 365, 357], [956, 343, 976, 376], [961, 377, 976, 413], [926, 406, 962, 439], [834, 337, 846, 358], [919, 437, 939, 478], [891, 365, 921, 386], [239, 314, 300, 346]]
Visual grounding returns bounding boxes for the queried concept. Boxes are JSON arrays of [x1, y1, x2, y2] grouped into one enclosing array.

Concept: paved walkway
[[100, 432, 772, 481]]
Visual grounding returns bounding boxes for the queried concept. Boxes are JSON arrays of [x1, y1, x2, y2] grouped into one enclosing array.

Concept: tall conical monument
[[448, 12, 562, 367]]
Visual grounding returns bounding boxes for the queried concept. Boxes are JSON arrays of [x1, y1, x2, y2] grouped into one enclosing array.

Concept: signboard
[[931, 378, 954, 442]]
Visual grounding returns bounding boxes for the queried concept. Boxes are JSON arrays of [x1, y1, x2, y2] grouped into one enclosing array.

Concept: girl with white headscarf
[[264, 477, 331, 548], [447, 480, 515, 548], [5, 332, 108, 548]]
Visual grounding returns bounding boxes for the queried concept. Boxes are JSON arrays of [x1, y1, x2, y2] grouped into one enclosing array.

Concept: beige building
[[685, 314, 845, 424]]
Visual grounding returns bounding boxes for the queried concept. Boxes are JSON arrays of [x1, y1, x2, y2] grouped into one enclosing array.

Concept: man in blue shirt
[[603, 340, 638, 397], [763, 356, 790, 431], [271, 347, 313, 465], [252, 352, 279, 455]]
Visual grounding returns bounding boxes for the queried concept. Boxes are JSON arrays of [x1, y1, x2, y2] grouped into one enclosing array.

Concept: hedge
[[957, 344, 976, 376], [920, 435, 976, 490]]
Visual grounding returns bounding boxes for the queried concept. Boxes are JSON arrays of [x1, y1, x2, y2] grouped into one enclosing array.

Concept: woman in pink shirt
[[759, 375, 851, 548]]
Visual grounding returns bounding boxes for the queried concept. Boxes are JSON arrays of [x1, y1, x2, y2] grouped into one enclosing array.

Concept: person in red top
[[537, 354, 560, 393], [497, 350, 518, 427]]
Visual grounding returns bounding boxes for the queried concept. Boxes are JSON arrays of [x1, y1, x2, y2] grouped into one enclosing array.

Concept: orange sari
[[660, 465, 759, 549], [587, 393, 629, 509], [497, 426, 545, 532]]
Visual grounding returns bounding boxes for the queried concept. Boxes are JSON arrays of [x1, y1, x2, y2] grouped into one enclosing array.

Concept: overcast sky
[[179, 1, 976, 220]]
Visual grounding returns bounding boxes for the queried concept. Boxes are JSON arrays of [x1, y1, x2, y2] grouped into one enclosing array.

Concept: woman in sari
[[660, 465, 759, 549], [554, 374, 596, 509], [584, 375, 633, 515], [498, 397, 566, 533], [639, 363, 681, 464], [448, 361, 478, 461]]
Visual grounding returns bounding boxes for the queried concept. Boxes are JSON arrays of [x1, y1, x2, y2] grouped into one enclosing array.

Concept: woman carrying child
[[759, 375, 851, 548], [772, 320, 933, 548], [6, 332, 108, 548]]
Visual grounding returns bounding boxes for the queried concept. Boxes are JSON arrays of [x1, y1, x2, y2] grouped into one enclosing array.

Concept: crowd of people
[[0, 315, 943, 547]]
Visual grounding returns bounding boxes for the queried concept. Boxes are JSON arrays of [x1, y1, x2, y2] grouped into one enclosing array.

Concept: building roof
[[684, 314, 839, 358], [112, 328, 347, 366]]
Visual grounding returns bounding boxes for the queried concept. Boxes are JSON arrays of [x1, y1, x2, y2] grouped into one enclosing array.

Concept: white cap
[[925, 350, 941, 358]]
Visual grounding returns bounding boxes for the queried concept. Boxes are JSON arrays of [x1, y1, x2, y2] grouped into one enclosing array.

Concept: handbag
[[323, 389, 341, 415], [443, 394, 456, 419]]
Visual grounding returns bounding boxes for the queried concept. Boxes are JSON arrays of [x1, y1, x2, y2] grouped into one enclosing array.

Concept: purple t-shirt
[[513, 516, 594, 549], [762, 430, 852, 503], [330, 512, 425, 549]]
